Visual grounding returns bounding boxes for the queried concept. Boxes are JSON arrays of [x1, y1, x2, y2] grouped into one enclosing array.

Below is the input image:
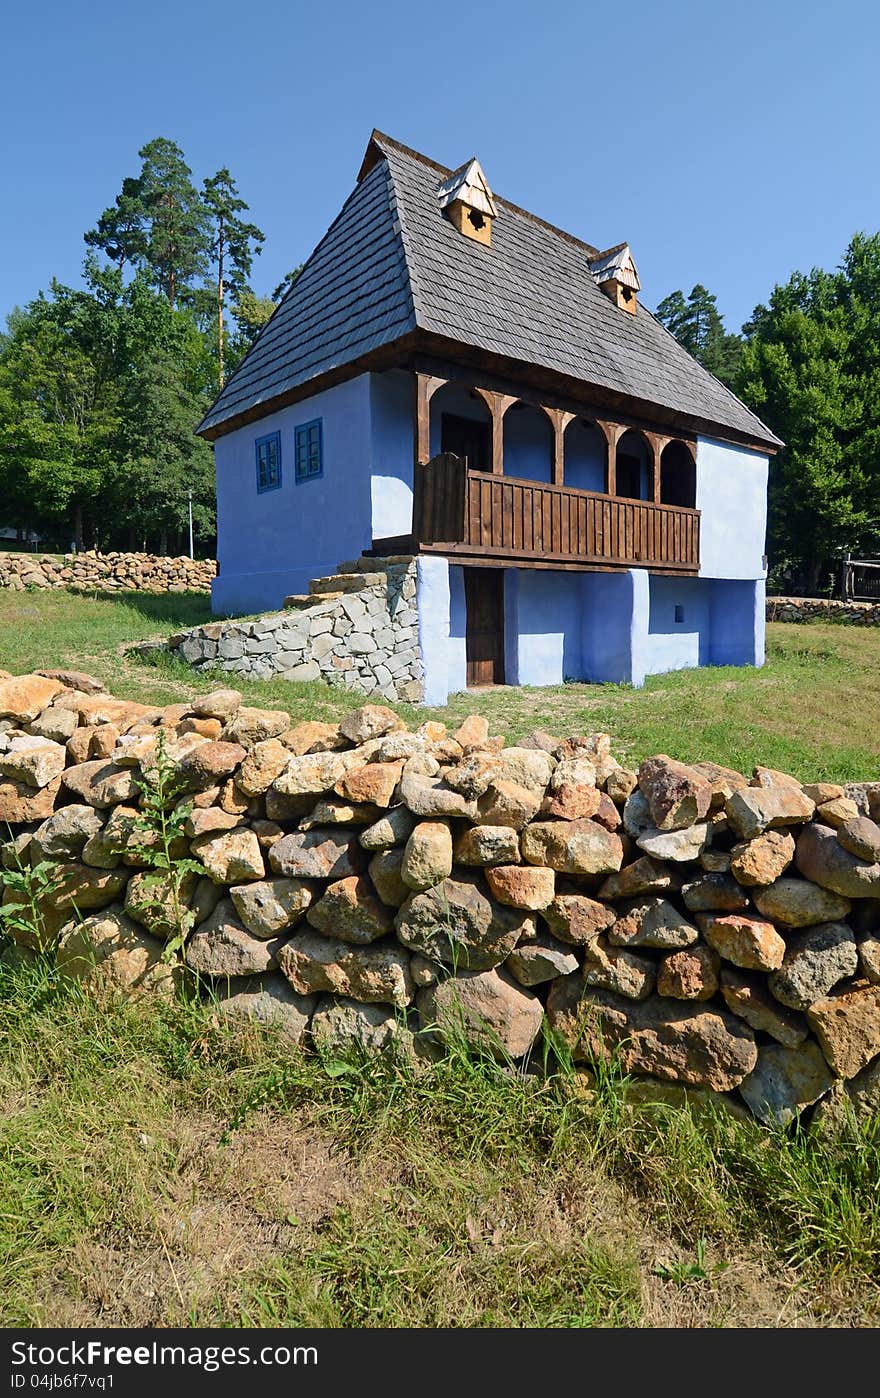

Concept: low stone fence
[[1, 666, 879, 1130], [165, 556, 423, 704], [0, 551, 216, 594], [768, 595, 880, 625]]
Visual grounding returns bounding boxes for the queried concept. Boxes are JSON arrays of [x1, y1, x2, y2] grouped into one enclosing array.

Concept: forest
[[1, 135, 879, 592]]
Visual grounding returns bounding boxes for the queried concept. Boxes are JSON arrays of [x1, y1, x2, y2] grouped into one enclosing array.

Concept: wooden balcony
[[413, 454, 701, 574]]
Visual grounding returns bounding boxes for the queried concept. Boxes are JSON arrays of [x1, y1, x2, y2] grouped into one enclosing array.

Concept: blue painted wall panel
[[645, 575, 711, 676], [447, 565, 468, 696], [709, 578, 765, 666], [502, 406, 554, 483], [212, 375, 372, 615], [512, 570, 583, 684], [416, 555, 452, 706], [370, 369, 413, 539], [697, 436, 768, 580], [563, 420, 607, 492]]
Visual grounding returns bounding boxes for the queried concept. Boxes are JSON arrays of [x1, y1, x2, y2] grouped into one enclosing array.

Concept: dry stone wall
[[2, 666, 880, 1130], [165, 557, 423, 704], [768, 595, 880, 625], [0, 551, 216, 594]]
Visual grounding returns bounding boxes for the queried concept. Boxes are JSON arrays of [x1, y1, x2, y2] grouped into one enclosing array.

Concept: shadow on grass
[[89, 590, 214, 628]]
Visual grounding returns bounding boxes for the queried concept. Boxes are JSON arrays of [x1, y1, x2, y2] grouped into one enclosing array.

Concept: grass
[[1, 586, 879, 1326], [0, 952, 877, 1327], [0, 587, 878, 782]]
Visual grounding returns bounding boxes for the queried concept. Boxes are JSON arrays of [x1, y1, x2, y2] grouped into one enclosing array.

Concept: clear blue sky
[[2, 0, 878, 334]]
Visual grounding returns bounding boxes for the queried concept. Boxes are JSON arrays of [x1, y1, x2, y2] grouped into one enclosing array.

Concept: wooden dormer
[[436, 158, 497, 247], [589, 243, 640, 314]]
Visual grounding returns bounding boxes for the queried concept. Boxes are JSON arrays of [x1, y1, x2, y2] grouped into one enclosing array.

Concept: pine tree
[[137, 138, 210, 308], [655, 284, 743, 388], [201, 170, 265, 385]]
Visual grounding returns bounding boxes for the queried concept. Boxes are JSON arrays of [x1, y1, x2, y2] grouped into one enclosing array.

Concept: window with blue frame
[[255, 431, 282, 493], [295, 419, 323, 481]]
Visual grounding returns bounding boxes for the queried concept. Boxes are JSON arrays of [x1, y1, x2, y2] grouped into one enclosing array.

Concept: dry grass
[[1, 957, 878, 1329]]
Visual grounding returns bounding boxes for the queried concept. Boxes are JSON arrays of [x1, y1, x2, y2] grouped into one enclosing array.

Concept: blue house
[[197, 132, 781, 706]]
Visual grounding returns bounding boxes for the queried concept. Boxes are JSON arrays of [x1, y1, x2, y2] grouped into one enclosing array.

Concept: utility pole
[[188, 489, 194, 560]]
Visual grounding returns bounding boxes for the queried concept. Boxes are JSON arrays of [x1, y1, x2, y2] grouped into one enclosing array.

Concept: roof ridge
[[363, 129, 601, 259], [642, 304, 780, 446], [383, 151, 424, 328]]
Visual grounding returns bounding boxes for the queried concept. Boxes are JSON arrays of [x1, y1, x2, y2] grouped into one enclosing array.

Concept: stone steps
[[337, 554, 416, 574], [283, 592, 343, 609], [309, 572, 387, 596]]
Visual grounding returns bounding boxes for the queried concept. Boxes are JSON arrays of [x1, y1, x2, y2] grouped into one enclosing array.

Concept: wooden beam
[[413, 372, 447, 465], [473, 387, 516, 474]]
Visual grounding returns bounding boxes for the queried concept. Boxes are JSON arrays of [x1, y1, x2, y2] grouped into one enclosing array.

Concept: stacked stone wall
[[768, 595, 880, 625], [2, 667, 879, 1129], [0, 551, 215, 594], [166, 557, 423, 704]]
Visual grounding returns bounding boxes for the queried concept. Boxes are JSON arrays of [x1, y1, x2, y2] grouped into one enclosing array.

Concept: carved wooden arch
[[414, 372, 448, 465], [660, 435, 697, 467], [658, 435, 698, 508], [498, 397, 562, 484], [616, 425, 661, 503], [563, 414, 613, 493]]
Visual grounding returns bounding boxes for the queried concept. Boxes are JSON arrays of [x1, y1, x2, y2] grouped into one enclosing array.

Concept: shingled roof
[[198, 132, 781, 449]]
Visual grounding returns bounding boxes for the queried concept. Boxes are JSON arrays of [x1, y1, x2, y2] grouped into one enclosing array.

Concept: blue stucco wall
[[645, 574, 711, 676], [416, 555, 452, 706], [502, 406, 554, 483], [212, 375, 372, 615], [447, 565, 468, 695], [582, 570, 650, 685], [563, 420, 606, 492], [709, 578, 766, 666], [370, 369, 414, 539], [508, 570, 584, 685], [697, 436, 768, 580]]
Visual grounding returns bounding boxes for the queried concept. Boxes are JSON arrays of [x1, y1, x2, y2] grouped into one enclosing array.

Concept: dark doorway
[[441, 413, 490, 471], [616, 453, 642, 500], [464, 568, 505, 686]]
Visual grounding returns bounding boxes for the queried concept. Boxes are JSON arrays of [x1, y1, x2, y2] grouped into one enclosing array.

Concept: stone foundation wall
[[2, 666, 880, 1130], [0, 551, 216, 594], [768, 595, 880, 625], [166, 557, 423, 704]]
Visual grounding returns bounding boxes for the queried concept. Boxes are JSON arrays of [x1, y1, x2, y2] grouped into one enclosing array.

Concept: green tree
[[271, 266, 303, 302], [655, 284, 743, 388], [137, 138, 210, 308], [111, 278, 216, 553], [738, 263, 868, 592], [84, 176, 148, 275], [201, 170, 265, 385], [0, 280, 122, 547]]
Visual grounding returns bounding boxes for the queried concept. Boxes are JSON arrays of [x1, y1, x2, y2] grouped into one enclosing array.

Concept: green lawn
[[1, 586, 879, 1327], [0, 587, 877, 782]]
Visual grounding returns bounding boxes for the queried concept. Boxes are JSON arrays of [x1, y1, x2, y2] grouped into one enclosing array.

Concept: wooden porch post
[[473, 387, 516, 475], [413, 372, 447, 465], [596, 420, 621, 495], [647, 433, 664, 504], [543, 407, 573, 486]]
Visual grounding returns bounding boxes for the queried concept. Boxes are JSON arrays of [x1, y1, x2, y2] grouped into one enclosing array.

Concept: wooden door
[[465, 568, 505, 687]]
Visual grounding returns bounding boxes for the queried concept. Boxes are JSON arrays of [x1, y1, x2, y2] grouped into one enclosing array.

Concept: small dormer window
[[436, 158, 497, 247], [589, 243, 641, 315]]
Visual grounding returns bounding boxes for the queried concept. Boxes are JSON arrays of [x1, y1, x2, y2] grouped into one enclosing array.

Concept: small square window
[[295, 418, 323, 481], [255, 431, 282, 493], [674, 604, 685, 624]]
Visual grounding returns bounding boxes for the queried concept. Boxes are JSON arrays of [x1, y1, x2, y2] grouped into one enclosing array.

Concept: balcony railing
[[413, 455, 701, 573]]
